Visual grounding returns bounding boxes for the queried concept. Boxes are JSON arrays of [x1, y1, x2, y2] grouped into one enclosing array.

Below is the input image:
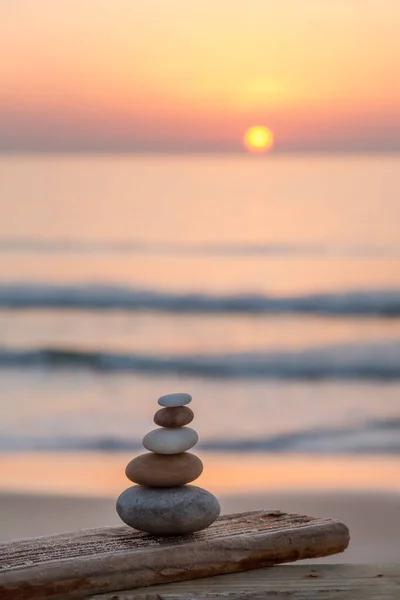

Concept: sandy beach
[[1, 452, 399, 563]]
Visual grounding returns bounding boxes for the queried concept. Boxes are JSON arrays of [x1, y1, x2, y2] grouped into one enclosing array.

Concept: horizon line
[[1, 148, 400, 157]]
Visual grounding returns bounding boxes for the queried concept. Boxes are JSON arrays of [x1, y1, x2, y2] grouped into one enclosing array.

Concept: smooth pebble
[[154, 406, 194, 428], [125, 452, 203, 487], [142, 427, 198, 454], [158, 392, 192, 407], [116, 485, 220, 535]]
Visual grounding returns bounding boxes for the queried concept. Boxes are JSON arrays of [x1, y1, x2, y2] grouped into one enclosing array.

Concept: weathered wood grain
[[0, 510, 349, 600], [96, 564, 400, 600]]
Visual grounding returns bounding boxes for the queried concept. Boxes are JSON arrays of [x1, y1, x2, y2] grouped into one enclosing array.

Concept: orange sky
[[1, 0, 400, 152]]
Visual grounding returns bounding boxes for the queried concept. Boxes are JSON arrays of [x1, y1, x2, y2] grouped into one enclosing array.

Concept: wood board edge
[[0, 518, 350, 600]]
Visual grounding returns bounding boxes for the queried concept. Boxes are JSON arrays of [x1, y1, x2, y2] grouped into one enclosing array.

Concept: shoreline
[[1, 451, 399, 497]]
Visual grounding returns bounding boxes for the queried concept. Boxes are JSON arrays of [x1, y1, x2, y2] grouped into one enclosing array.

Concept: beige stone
[[125, 452, 203, 487], [142, 427, 198, 454], [154, 406, 194, 428]]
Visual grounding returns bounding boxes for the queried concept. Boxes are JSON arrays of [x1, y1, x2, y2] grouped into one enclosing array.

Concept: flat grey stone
[[158, 392, 192, 407], [116, 485, 221, 535]]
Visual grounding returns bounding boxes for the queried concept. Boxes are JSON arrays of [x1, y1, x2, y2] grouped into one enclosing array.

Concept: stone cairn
[[116, 392, 220, 535]]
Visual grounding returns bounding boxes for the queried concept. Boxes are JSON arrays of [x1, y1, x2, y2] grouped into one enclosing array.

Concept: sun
[[243, 126, 274, 154]]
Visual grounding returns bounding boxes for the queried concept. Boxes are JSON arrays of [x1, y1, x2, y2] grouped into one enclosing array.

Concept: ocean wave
[[2, 418, 399, 454], [1, 284, 400, 316], [0, 342, 399, 380], [1, 238, 399, 257]]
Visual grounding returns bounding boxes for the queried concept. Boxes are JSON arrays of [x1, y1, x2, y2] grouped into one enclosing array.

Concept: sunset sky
[[1, 0, 400, 153]]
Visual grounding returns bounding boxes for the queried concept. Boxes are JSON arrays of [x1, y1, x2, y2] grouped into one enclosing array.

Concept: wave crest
[[1, 342, 399, 380], [2, 418, 399, 454], [1, 284, 400, 316]]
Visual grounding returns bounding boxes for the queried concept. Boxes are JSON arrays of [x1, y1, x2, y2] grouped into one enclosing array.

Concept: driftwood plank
[[97, 564, 400, 600], [0, 510, 349, 600]]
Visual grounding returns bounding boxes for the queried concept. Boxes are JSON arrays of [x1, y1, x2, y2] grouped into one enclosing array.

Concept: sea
[[0, 154, 399, 456]]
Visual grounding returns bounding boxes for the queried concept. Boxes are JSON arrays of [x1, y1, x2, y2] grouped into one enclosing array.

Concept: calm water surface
[[0, 155, 399, 454]]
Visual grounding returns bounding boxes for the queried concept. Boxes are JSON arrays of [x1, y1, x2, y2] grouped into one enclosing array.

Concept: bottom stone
[[116, 485, 221, 535]]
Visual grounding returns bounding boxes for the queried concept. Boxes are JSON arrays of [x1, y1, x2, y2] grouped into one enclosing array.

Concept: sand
[[1, 491, 399, 563]]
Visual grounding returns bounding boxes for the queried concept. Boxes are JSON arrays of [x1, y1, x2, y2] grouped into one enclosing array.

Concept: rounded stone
[[142, 427, 198, 454], [154, 406, 194, 428], [125, 452, 203, 487], [116, 485, 220, 535], [158, 392, 192, 407]]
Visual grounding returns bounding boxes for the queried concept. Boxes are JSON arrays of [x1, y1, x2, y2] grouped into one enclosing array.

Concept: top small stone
[[158, 392, 192, 407]]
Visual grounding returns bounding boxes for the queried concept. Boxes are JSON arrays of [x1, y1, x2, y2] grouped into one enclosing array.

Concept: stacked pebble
[[116, 392, 220, 536]]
